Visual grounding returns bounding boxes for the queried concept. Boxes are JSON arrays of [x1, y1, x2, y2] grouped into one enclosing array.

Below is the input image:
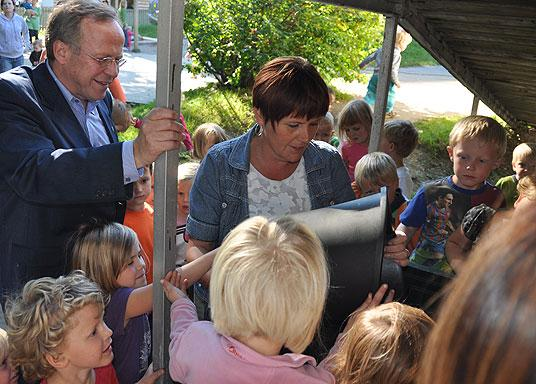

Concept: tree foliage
[[184, 0, 383, 89]]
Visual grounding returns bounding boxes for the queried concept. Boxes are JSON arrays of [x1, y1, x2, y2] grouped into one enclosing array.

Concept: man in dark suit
[[0, 0, 183, 300]]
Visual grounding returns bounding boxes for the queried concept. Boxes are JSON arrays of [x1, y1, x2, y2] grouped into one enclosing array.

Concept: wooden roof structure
[[320, 0, 536, 130]]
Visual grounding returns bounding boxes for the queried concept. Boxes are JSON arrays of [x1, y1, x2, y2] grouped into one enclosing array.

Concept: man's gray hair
[[45, 0, 119, 62]]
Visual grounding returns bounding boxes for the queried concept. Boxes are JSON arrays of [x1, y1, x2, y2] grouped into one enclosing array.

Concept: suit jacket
[[0, 63, 132, 293]]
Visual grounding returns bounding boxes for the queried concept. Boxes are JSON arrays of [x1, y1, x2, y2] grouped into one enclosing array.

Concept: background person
[[0, 0, 30, 73], [0, 0, 183, 302], [418, 207, 536, 384]]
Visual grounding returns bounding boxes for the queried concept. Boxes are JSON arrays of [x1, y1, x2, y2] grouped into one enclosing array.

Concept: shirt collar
[[46, 60, 98, 113]]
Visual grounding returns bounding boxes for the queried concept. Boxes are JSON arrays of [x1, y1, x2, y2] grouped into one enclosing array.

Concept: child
[[514, 172, 536, 209], [314, 112, 339, 148], [5, 271, 118, 384], [163, 216, 336, 383], [29, 38, 42, 66], [359, 27, 412, 116], [192, 122, 229, 160], [124, 165, 154, 283], [495, 142, 536, 208], [379, 119, 419, 198], [176, 161, 200, 266], [70, 221, 213, 384], [397, 115, 506, 275], [111, 98, 132, 133], [338, 99, 373, 181], [353, 152, 419, 251], [327, 302, 433, 384], [327, 87, 336, 112], [353, 152, 405, 220], [0, 328, 17, 384]]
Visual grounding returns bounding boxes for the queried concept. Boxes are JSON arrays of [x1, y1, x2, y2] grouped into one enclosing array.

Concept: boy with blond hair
[[495, 142, 536, 208], [379, 119, 419, 198], [397, 115, 506, 275], [5, 271, 118, 383]]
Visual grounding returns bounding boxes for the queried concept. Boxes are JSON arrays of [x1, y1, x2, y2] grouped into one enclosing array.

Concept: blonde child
[[176, 161, 200, 266], [379, 119, 419, 198], [0, 328, 17, 384], [338, 99, 373, 181], [192, 123, 229, 160], [327, 302, 433, 384], [124, 165, 155, 283], [163, 215, 393, 383], [360, 27, 413, 116], [353, 152, 419, 252], [496, 142, 536, 208], [314, 112, 339, 148], [397, 115, 506, 275], [5, 271, 118, 384], [70, 221, 213, 384]]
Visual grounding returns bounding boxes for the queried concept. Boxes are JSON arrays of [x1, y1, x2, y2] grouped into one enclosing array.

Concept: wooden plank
[[152, 0, 184, 382], [415, 11, 536, 28], [368, 16, 398, 153], [316, 0, 401, 15], [412, 0, 536, 18]]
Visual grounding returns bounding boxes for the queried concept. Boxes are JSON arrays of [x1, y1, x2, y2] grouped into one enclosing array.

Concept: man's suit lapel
[[32, 64, 92, 148], [97, 96, 119, 144]]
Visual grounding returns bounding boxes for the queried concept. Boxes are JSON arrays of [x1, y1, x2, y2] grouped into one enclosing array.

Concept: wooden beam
[[316, 0, 402, 15], [153, 0, 184, 382], [471, 95, 479, 115], [369, 16, 398, 153]]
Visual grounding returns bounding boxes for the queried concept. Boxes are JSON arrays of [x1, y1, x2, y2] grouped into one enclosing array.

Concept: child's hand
[[136, 363, 165, 384], [343, 284, 395, 333], [384, 231, 410, 266], [161, 269, 188, 303]]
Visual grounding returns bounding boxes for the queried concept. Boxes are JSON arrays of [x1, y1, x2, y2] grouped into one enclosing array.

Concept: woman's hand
[[161, 269, 188, 304]]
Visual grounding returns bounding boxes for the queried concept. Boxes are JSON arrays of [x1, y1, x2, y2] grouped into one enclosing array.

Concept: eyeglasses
[[85, 52, 126, 68]]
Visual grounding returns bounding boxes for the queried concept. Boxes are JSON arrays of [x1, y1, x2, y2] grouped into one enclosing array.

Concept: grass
[[119, 85, 254, 142], [414, 116, 459, 155], [138, 23, 157, 38], [401, 41, 438, 67]]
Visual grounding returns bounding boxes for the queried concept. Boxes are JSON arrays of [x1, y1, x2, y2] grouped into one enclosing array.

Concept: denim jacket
[[186, 126, 354, 246]]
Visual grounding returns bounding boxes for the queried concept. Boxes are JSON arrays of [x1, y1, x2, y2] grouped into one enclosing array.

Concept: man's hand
[[383, 230, 410, 266], [133, 108, 184, 168]]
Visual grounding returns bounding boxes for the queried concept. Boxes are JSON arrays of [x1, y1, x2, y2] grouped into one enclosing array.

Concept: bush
[[119, 86, 254, 141], [184, 0, 383, 89]]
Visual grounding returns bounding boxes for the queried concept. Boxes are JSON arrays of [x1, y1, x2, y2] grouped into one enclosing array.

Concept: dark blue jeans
[[0, 55, 24, 73]]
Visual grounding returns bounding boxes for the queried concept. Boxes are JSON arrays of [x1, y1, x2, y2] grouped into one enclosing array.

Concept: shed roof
[[320, 0, 536, 129]]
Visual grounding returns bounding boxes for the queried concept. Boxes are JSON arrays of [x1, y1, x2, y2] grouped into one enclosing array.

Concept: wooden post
[[152, 0, 184, 382], [369, 16, 398, 153], [471, 94, 480, 115], [132, 0, 139, 52]]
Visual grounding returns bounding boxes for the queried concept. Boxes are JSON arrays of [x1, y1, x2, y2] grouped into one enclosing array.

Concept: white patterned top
[[247, 158, 311, 219]]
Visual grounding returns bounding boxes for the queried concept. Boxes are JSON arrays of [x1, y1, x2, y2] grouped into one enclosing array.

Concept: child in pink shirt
[[163, 216, 336, 383], [338, 99, 373, 182]]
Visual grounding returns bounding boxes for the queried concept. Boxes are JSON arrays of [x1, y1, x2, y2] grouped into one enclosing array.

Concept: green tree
[[184, 0, 383, 89]]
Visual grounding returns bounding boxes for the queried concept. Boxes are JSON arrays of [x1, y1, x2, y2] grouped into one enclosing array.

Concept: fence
[[40, 7, 152, 27]]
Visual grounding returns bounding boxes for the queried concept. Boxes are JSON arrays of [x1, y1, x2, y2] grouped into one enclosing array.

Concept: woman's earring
[[257, 124, 264, 136]]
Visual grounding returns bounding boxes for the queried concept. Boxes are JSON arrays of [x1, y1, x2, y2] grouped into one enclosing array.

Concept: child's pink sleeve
[[179, 114, 193, 151], [169, 296, 198, 380]]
